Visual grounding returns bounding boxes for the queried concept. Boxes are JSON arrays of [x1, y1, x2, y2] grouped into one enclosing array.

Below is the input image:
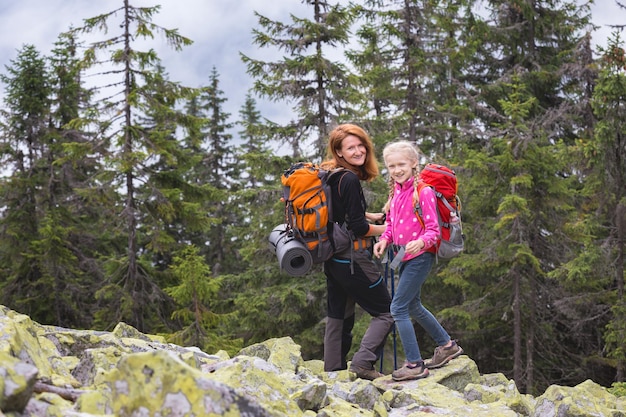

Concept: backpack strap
[[414, 182, 429, 229], [334, 169, 349, 199], [415, 182, 459, 229]]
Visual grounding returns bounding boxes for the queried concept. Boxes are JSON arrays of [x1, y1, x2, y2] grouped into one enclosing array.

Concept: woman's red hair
[[321, 124, 379, 182]]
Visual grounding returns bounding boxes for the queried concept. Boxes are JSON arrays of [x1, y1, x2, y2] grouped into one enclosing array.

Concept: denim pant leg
[[391, 252, 449, 363]]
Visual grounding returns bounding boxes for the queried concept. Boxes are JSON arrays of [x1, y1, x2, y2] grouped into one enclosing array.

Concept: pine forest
[[0, 0, 625, 396]]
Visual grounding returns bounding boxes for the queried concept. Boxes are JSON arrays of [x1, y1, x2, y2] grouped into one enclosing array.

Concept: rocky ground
[[0, 305, 622, 416]]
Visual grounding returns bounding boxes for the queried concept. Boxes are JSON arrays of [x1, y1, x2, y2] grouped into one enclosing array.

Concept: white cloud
[[0, 0, 624, 130], [588, 0, 625, 48]]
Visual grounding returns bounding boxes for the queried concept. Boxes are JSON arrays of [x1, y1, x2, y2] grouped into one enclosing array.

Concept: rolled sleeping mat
[[268, 224, 288, 254], [268, 224, 313, 276]]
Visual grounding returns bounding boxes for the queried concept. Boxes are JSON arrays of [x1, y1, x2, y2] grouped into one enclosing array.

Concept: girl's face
[[338, 135, 367, 167], [385, 151, 418, 185]]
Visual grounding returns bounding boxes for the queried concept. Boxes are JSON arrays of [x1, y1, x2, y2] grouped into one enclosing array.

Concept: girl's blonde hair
[[381, 141, 422, 213]]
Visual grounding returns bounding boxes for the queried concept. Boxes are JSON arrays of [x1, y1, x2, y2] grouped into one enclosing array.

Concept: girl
[[320, 123, 393, 380], [373, 141, 462, 381]]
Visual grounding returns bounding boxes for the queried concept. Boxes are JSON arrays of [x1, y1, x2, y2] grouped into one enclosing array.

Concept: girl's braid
[[412, 167, 421, 208]]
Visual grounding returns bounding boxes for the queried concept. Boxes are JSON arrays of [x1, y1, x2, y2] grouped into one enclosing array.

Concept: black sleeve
[[331, 171, 370, 238]]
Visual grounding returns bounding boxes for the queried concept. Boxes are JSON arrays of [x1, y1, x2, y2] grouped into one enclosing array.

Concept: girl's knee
[[391, 297, 412, 312], [390, 305, 407, 319]]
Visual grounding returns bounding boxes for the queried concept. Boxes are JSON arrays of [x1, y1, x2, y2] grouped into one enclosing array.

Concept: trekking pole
[[379, 258, 387, 373], [378, 246, 398, 373], [389, 247, 398, 370]]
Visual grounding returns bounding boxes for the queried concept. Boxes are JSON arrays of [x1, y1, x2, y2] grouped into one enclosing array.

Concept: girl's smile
[[384, 151, 418, 184]]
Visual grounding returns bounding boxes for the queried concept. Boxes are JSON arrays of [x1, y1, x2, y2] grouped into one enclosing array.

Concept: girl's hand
[[405, 238, 425, 255], [373, 239, 388, 258]]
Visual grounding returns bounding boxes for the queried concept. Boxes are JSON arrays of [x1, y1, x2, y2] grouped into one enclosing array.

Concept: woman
[[320, 123, 393, 380]]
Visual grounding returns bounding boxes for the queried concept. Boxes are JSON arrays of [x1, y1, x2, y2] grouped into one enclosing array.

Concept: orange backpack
[[281, 162, 346, 264]]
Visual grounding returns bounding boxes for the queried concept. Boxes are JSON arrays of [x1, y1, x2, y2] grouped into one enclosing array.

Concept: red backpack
[[415, 163, 464, 259]]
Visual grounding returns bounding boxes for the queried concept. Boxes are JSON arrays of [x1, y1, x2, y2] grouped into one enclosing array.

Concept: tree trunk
[[513, 269, 523, 388], [525, 279, 535, 393], [616, 202, 625, 382]]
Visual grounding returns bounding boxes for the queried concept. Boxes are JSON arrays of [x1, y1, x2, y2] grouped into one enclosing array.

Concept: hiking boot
[[350, 365, 384, 381], [424, 340, 463, 369], [391, 361, 429, 381]]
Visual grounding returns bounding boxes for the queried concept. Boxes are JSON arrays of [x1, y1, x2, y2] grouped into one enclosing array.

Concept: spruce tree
[[0, 45, 52, 321], [0, 35, 102, 328], [585, 32, 626, 382], [448, 0, 594, 393], [192, 67, 238, 274], [348, 0, 478, 154], [213, 92, 328, 358], [69, 0, 208, 333], [165, 245, 242, 354], [232, 92, 285, 264], [241, 0, 356, 159]]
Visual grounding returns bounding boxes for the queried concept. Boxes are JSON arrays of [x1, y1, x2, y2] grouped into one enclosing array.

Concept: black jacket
[[329, 170, 370, 238]]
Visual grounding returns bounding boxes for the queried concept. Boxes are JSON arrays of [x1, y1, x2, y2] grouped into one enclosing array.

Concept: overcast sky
[[0, 0, 624, 127]]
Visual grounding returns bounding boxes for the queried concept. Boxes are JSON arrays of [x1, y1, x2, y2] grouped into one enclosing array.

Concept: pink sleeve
[[419, 186, 440, 249]]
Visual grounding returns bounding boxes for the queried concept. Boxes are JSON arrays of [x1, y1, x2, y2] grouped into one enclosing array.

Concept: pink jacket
[[380, 178, 440, 262]]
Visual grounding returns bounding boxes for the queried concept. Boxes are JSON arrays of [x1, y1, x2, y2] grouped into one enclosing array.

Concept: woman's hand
[[405, 238, 425, 255], [366, 212, 386, 224]]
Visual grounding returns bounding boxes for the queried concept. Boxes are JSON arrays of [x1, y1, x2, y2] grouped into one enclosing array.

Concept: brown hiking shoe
[[391, 361, 429, 381], [424, 340, 463, 369], [350, 365, 384, 381]]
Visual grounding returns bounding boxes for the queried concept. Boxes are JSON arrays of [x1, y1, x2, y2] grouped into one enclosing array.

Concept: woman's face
[[385, 151, 417, 185], [337, 135, 367, 167]]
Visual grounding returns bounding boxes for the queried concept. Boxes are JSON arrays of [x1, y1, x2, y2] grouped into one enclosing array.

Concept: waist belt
[[331, 258, 351, 264]]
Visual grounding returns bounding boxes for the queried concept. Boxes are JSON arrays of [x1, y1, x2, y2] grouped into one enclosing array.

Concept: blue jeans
[[390, 252, 450, 363]]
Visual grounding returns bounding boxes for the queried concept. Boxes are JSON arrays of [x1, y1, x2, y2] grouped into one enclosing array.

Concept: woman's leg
[[341, 299, 356, 365], [340, 252, 393, 371], [323, 262, 349, 371]]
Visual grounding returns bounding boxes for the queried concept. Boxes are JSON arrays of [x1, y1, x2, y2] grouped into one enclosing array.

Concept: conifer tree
[[585, 32, 626, 382], [238, 93, 271, 188], [191, 67, 239, 274], [348, 0, 477, 154], [344, 3, 400, 146], [69, 0, 208, 333], [134, 63, 214, 272], [0, 45, 53, 321], [211, 91, 328, 358], [39, 33, 105, 327], [232, 92, 284, 258], [447, 0, 594, 393], [241, 0, 356, 159], [165, 245, 242, 354], [0, 35, 101, 328], [545, 31, 626, 387]]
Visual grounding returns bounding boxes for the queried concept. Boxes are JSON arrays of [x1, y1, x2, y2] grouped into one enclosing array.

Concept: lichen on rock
[[0, 305, 624, 417]]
